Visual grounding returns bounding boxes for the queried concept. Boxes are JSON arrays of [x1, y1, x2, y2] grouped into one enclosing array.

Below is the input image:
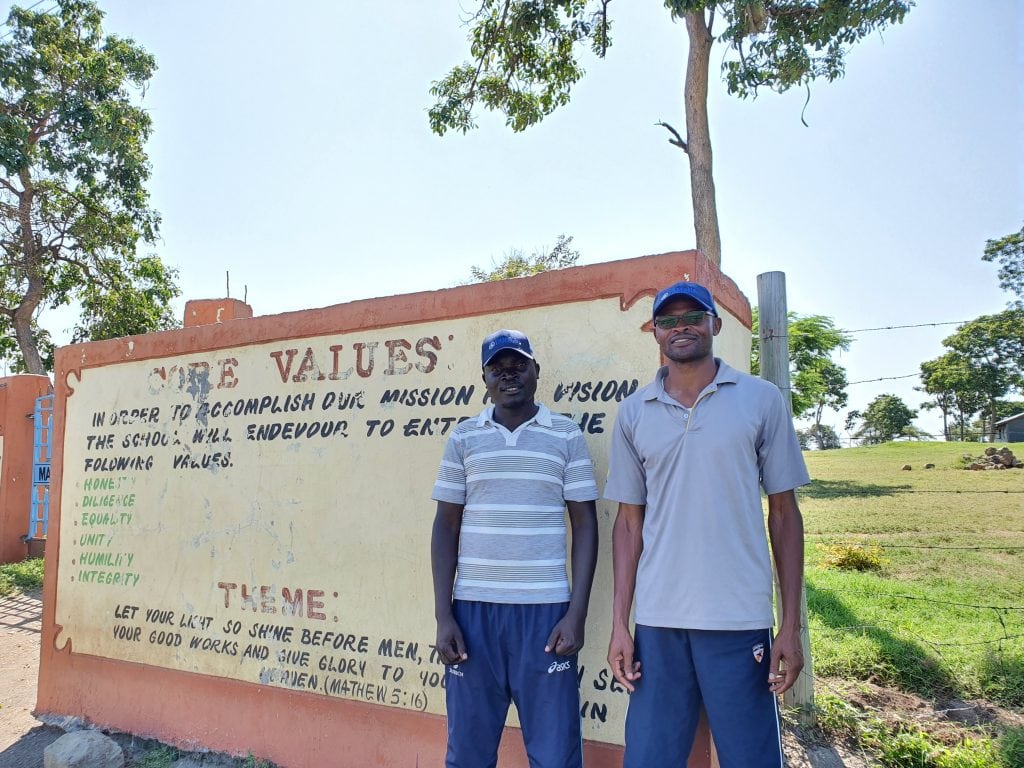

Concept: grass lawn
[[799, 442, 1024, 709], [784, 442, 1024, 765], [794, 438, 1019, 696]]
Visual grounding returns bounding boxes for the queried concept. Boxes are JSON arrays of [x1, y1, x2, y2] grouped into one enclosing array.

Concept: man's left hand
[[768, 627, 804, 694], [545, 612, 586, 656]]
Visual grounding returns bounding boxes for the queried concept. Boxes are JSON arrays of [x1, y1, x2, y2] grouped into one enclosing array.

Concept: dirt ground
[[0, 588, 64, 768]]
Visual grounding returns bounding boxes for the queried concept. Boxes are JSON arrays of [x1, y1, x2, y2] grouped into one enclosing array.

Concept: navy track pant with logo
[[624, 626, 783, 768], [444, 600, 583, 768]]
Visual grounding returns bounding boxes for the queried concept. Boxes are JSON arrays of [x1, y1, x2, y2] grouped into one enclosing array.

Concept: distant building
[[994, 412, 1024, 443]]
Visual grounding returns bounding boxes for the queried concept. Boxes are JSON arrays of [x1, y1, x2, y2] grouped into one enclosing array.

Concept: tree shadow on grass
[[807, 580, 957, 700], [799, 479, 912, 500]]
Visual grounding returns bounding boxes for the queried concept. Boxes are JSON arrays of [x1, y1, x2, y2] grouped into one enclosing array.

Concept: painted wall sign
[[40, 252, 752, 766]]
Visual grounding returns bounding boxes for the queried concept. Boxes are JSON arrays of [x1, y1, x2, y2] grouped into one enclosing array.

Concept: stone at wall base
[[43, 730, 124, 768]]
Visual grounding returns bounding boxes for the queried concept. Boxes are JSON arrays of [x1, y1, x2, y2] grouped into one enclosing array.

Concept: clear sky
[[7, 0, 1023, 439]]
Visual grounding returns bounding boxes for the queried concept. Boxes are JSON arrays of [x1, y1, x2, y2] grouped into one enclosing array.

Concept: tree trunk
[[14, 170, 46, 375], [684, 11, 722, 267], [13, 296, 45, 375]]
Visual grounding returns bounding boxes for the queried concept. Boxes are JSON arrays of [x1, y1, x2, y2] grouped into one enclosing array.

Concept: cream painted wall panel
[[55, 294, 751, 745]]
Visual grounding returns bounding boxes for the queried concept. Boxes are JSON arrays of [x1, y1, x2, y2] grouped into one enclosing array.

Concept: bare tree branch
[[599, 0, 612, 55], [656, 120, 688, 153], [0, 177, 23, 195]]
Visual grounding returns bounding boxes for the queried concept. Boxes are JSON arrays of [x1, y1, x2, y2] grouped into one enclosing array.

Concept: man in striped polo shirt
[[432, 329, 599, 768]]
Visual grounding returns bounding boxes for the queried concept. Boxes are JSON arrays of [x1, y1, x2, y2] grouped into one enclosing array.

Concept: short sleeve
[[757, 386, 811, 495], [431, 430, 467, 504], [603, 401, 647, 505], [562, 428, 599, 502]]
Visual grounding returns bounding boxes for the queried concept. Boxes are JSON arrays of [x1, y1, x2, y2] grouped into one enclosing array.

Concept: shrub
[[818, 543, 886, 572], [0, 557, 44, 597]]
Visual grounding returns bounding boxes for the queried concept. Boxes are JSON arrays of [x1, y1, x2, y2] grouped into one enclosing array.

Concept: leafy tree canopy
[[933, 308, 1024, 438], [993, 400, 1024, 422], [797, 423, 840, 450], [918, 351, 988, 441], [430, 1, 911, 266], [917, 231, 1024, 440], [669, 0, 913, 98], [943, 310, 1024, 393], [0, 0, 179, 374], [431, 1, 911, 134], [751, 309, 850, 434], [847, 393, 920, 444], [982, 223, 1024, 309], [467, 234, 580, 282]]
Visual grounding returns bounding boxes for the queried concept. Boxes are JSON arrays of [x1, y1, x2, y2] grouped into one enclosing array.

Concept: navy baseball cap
[[481, 329, 535, 367], [652, 281, 717, 318]]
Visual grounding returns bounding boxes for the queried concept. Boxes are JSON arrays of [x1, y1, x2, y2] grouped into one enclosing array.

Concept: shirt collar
[[477, 402, 552, 427], [642, 358, 741, 401]]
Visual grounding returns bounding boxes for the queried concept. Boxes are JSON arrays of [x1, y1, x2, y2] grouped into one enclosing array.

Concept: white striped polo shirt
[[432, 404, 599, 604]]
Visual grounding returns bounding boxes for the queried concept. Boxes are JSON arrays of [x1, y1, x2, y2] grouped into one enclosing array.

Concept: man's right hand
[[607, 625, 642, 692], [435, 615, 468, 665]]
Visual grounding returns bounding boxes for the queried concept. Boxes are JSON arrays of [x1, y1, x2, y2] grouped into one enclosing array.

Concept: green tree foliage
[[0, 0, 179, 374], [467, 234, 580, 282], [751, 309, 850, 448], [969, 399, 1024, 442], [918, 352, 987, 441], [846, 393, 920, 445], [993, 400, 1024, 421], [71, 255, 179, 343], [918, 231, 1024, 441], [796, 424, 840, 450], [982, 223, 1024, 309], [941, 309, 1024, 434], [430, 1, 912, 266]]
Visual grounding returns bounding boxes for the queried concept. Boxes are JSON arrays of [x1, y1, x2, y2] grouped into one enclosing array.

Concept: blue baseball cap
[[481, 329, 535, 367], [652, 281, 717, 318]]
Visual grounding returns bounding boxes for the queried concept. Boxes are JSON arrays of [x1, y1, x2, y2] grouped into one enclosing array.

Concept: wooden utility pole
[[756, 271, 815, 722]]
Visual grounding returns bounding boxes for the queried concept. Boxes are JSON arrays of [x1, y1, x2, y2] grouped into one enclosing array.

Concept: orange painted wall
[[184, 298, 254, 328], [37, 251, 748, 767], [0, 374, 52, 564]]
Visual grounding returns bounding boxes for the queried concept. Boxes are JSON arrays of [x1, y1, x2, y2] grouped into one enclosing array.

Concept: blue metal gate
[[29, 393, 53, 540]]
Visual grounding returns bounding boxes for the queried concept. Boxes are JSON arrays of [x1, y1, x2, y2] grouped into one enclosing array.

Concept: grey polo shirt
[[604, 360, 810, 630], [433, 404, 599, 605]]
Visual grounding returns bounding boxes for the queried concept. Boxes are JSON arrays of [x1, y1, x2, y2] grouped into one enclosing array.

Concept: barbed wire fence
[[786, 474, 1024, 749], [762, 316, 1022, 446]]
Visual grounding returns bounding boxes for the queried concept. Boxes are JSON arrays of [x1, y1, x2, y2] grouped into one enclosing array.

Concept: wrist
[[611, 617, 631, 633]]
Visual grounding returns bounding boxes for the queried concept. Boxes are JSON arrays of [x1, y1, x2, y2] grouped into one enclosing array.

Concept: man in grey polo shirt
[[432, 329, 599, 768], [605, 281, 809, 768]]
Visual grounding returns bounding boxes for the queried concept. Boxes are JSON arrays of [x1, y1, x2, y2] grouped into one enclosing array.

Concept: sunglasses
[[654, 310, 712, 329]]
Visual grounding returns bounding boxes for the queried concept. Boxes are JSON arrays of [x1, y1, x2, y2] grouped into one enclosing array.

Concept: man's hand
[[768, 626, 803, 694], [435, 614, 467, 665], [545, 610, 586, 656], [607, 625, 642, 693]]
